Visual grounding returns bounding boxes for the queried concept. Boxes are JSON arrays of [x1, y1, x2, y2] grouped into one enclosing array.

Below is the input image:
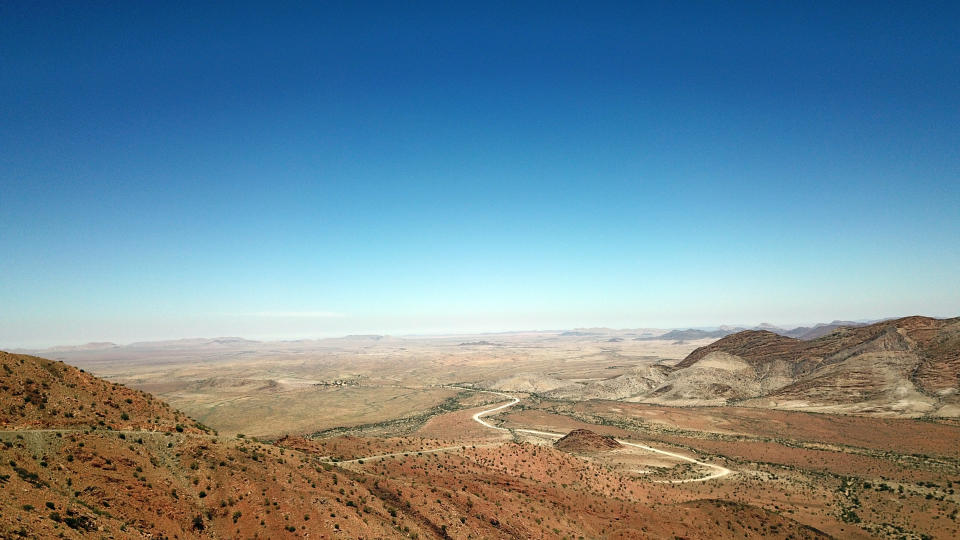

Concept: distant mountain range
[[11, 337, 261, 354], [9, 319, 894, 356], [636, 329, 737, 341], [635, 320, 876, 342], [776, 320, 869, 340]]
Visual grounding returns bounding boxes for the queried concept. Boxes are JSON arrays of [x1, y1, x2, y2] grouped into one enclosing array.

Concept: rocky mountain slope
[[0, 351, 422, 538], [0, 352, 197, 432], [541, 317, 960, 417]]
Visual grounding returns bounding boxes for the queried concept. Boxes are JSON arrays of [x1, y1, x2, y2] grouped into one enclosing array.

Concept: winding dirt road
[[455, 386, 733, 483]]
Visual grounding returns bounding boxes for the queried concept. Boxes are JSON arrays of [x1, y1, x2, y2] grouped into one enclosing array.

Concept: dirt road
[[453, 386, 733, 483]]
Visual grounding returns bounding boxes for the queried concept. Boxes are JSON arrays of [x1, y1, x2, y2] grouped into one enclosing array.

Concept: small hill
[[544, 364, 672, 401], [489, 373, 579, 393], [554, 429, 622, 453]]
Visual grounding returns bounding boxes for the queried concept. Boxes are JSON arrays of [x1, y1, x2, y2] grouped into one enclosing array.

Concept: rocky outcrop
[[554, 429, 622, 453]]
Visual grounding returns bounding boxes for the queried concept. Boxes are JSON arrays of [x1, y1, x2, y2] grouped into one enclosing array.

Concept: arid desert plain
[[3, 316, 958, 538]]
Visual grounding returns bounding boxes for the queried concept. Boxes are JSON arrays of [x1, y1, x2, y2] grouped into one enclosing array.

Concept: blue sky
[[2, 2, 958, 347]]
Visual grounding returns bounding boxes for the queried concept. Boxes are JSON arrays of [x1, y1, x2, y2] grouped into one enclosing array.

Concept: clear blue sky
[[2, 2, 958, 347]]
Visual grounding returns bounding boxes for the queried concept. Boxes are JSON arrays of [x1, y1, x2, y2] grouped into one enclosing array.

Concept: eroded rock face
[[668, 316, 960, 415], [542, 316, 960, 416], [554, 429, 622, 453]]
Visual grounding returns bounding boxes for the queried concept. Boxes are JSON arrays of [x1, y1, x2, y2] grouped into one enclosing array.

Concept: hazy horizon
[[2, 3, 958, 350], [5, 312, 954, 350]]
